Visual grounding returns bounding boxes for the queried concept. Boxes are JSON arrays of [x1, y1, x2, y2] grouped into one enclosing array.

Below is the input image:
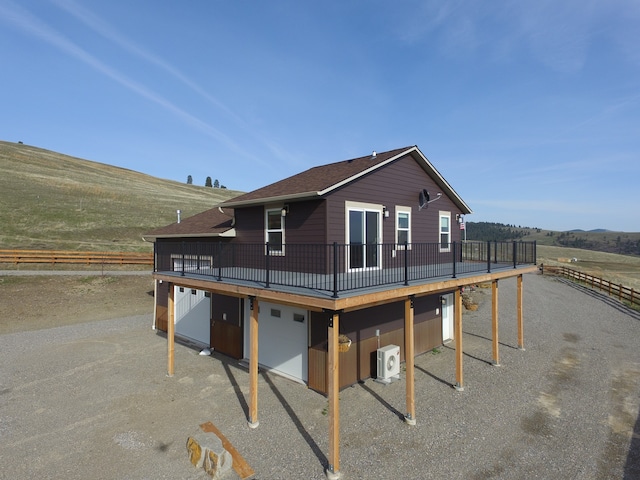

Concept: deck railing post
[[513, 241, 517, 269], [452, 241, 457, 278], [181, 241, 185, 276], [487, 241, 491, 273], [404, 241, 409, 286], [332, 242, 339, 298], [217, 241, 222, 281], [265, 243, 270, 288]]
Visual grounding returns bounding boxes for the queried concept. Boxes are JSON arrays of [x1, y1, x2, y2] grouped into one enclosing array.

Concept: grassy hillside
[[467, 222, 640, 256], [0, 141, 243, 251]]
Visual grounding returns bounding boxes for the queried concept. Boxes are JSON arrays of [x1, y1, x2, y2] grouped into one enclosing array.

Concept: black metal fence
[[155, 240, 536, 298]]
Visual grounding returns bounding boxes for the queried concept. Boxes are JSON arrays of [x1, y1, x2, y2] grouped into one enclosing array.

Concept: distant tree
[[187, 175, 193, 185], [220, 185, 227, 189], [205, 176, 212, 187], [213, 179, 220, 188]]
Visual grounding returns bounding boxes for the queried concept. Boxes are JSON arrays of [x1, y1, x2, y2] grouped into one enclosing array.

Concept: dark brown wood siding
[[233, 200, 327, 244], [155, 280, 169, 333], [325, 154, 463, 245], [307, 292, 448, 394]]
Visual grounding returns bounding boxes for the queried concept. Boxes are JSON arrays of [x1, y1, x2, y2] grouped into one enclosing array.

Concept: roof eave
[[218, 191, 321, 208], [142, 229, 236, 242]]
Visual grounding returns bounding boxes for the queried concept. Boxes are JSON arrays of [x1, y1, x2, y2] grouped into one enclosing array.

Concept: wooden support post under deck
[[248, 297, 259, 428], [517, 275, 525, 350], [327, 312, 341, 478], [492, 280, 500, 366], [454, 288, 464, 391], [404, 297, 416, 425], [167, 282, 175, 377]]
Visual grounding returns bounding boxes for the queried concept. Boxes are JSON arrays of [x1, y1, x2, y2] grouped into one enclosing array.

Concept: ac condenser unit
[[377, 344, 400, 383]]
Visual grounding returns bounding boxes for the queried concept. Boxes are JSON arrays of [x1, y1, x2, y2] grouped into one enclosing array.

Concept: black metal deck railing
[[155, 241, 536, 298]]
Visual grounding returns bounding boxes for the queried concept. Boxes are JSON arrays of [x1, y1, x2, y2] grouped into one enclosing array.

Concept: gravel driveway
[[1, 273, 639, 479]]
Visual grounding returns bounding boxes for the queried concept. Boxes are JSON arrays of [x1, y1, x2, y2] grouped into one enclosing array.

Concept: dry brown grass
[[0, 141, 243, 251]]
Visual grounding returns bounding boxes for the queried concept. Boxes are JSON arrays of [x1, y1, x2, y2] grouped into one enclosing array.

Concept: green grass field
[[0, 141, 242, 251]]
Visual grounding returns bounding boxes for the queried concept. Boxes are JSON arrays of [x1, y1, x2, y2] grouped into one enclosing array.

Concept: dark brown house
[[145, 145, 536, 478]]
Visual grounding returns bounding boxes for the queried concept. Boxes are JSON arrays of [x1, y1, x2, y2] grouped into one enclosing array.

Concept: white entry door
[[442, 293, 454, 342], [244, 302, 308, 383]]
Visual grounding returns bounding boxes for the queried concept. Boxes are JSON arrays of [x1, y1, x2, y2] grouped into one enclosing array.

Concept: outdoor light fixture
[[383, 206, 389, 218], [281, 205, 289, 217]]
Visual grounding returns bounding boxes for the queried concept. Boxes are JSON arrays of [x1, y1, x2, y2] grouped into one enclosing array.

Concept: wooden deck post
[[492, 280, 500, 366], [248, 296, 260, 428], [327, 311, 341, 478], [517, 275, 525, 350], [167, 282, 175, 377], [454, 288, 464, 391], [404, 296, 416, 425]]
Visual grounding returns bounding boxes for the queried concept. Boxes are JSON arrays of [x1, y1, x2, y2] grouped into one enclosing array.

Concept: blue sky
[[1, 1, 639, 231]]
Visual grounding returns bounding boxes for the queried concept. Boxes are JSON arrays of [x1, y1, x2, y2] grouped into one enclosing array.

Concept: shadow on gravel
[[558, 278, 640, 321], [414, 364, 454, 389], [358, 383, 404, 421], [443, 343, 493, 366], [261, 371, 328, 470], [625, 408, 640, 479], [222, 361, 249, 419], [462, 330, 520, 350]]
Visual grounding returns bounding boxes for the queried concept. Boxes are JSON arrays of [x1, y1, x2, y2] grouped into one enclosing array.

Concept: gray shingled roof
[[145, 145, 472, 240], [218, 146, 413, 207], [143, 207, 235, 240], [219, 146, 471, 214]]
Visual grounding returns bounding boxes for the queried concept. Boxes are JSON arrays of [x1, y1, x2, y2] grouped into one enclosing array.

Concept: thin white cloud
[[0, 1, 265, 165], [50, 0, 299, 168], [50, 0, 243, 124]]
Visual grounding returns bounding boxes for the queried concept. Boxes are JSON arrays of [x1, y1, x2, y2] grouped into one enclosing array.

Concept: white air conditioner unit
[[377, 344, 400, 383]]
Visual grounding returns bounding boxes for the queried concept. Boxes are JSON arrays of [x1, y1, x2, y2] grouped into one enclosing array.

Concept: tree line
[[186, 175, 226, 189]]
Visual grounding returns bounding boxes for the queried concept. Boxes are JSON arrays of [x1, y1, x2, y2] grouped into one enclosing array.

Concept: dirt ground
[[0, 274, 155, 335]]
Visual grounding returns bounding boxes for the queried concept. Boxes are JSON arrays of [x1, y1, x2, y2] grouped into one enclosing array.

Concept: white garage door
[[244, 302, 308, 383], [174, 286, 210, 346]]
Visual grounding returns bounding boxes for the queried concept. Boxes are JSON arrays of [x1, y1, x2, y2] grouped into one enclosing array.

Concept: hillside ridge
[[0, 140, 243, 251]]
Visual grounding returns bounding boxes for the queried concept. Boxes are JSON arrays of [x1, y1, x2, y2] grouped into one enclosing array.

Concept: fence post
[[452, 242, 457, 279], [513, 241, 517, 269], [404, 241, 409, 286], [332, 242, 339, 298], [265, 243, 270, 288]]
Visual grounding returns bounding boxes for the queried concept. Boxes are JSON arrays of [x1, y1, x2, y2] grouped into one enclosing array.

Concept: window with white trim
[[396, 206, 411, 248], [265, 208, 285, 255], [439, 212, 451, 252]]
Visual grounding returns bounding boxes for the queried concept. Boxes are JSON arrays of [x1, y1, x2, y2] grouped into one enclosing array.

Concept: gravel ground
[[1, 273, 639, 479]]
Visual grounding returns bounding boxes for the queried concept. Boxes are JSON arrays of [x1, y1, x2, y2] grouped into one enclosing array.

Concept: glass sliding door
[[348, 207, 381, 270]]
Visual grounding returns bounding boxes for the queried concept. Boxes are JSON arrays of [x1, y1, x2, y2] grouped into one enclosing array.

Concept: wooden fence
[[542, 265, 639, 309], [0, 249, 153, 266]]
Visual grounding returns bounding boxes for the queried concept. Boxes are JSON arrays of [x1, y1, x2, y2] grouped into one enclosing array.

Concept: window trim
[[439, 211, 451, 253], [395, 206, 412, 250], [265, 207, 285, 256], [345, 201, 383, 272]]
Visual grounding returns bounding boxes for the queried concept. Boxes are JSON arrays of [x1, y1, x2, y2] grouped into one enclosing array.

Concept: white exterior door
[[442, 293, 454, 342], [174, 286, 210, 346], [244, 302, 308, 383]]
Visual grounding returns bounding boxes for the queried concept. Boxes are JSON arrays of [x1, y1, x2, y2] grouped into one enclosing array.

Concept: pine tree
[[205, 176, 212, 187], [187, 175, 193, 185]]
